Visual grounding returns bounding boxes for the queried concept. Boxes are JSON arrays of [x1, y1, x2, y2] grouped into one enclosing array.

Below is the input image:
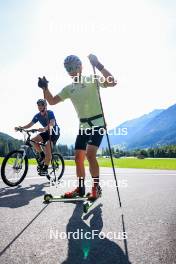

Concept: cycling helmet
[[37, 99, 47, 106], [64, 55, 82, 73]]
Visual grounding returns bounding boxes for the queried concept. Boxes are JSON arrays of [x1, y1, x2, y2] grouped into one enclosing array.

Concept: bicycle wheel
[[47, 153, 65, 182], [1, 150, 28, 187]]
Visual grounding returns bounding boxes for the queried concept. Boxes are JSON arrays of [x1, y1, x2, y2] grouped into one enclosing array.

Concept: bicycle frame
[[19, 129, 46, 159]]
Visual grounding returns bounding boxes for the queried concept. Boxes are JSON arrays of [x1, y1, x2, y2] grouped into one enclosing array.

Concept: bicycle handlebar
[[16, 128, 38, 134]]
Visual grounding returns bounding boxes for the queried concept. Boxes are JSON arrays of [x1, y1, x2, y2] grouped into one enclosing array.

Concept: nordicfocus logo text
[[50, 229, 127, 240], [49, 125, 128, 137], [72, 74, 116, 84], [79, 126, 128, 136]]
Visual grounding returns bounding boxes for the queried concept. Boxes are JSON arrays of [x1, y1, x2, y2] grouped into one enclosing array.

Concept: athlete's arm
[[44, 118, 55, 130], [49, 118, 55, 127], [43, 88, 62, 105], [100, 68, 117, 87], [38, 119, 55, 132], [88, 54, 117, 87], [15, 121, 34, 131], [38, 76, 62, 105]]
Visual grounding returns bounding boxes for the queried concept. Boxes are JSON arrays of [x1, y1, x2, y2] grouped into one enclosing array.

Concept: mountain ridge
[[101, 104, 176, 149]]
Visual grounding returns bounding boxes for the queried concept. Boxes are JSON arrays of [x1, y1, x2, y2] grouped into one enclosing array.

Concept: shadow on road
[[0, 204, 49, 257], [0, 183, 46, 208], [62, 202, 131, 264]]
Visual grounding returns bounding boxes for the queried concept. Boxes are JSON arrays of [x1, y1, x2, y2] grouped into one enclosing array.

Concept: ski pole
[[43, 96, 53, 166], [92, 65, 122, 208]]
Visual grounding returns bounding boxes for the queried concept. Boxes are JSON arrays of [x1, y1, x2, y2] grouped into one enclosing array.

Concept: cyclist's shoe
[[39, 164, 48, 177], [37, 165, 41, 174], [63, 186, 85, 198], [37, 162, 44, 174], [87, 185, 102, 201]]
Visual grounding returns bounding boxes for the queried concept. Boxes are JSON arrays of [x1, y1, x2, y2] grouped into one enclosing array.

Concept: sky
[[0, 0, 176, 145]]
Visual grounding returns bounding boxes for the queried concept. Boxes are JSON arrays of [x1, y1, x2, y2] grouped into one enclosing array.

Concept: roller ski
[[83, 185, 102, 213], [44, 186, 89, 203]]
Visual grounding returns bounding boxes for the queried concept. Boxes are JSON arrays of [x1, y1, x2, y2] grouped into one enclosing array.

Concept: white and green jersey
[[58, 75, 107, 129]]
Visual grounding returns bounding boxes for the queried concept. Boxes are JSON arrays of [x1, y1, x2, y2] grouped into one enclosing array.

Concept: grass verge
[[0, 157, 176, 170]]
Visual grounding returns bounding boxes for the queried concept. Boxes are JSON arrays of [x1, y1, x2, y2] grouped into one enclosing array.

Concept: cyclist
[[38, 54, 117, 200], [15, 99, 60, 176]]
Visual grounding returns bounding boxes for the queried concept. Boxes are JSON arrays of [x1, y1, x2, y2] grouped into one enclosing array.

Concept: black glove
[[15, 126, 23, 132], [38, 76, 49, 90]]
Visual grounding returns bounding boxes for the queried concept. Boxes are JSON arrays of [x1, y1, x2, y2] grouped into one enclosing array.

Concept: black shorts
[[75, 126, 105, 150], [40, 131, 60, 145]]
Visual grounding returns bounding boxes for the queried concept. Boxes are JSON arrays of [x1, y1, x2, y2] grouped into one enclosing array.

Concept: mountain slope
[[0, 132, 15, 141], [128, 104, 176, 149], [101, 109, 164, 149], [0, 132, 23, 156], [101, 104, 176, 149]]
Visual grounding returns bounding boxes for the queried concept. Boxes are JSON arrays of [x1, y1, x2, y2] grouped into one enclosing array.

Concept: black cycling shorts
[[40, 131, 60, 145], [75, 126, 105, 150]]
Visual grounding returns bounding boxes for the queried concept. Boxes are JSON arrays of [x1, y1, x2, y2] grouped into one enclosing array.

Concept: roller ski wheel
[[44, 194, 53, 203]]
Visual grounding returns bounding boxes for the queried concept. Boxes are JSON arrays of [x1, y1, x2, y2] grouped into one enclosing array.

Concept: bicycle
[[1, 128, 65, 187]]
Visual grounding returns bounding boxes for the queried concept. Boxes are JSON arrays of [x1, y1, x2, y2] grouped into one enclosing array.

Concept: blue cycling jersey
[[32, 110, 59, 131]]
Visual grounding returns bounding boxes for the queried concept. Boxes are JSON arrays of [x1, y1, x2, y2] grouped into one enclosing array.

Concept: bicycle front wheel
[[1, 150, 28, 187], [47, 153, 65, 182]]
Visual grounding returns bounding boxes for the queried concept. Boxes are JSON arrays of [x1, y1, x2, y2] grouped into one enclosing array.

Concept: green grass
[[64, 158, 176, 170], [1, 157, 176, 170]]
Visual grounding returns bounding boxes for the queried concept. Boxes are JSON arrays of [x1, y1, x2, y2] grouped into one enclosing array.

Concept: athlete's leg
[[86, 127, 104, 199], [75, 149, 86, 178], [63, 150, 86, 197], [63, 134, 87, 197], [44, 141, 52, 166], [74, 131, 88, 179], [86, 127, 104, 178], [39, 140, 52, 176], [32, 134, 43, 152], [86, 144, 103, 200], [32, 135, 45, 175], [86, 144, 99, 178]]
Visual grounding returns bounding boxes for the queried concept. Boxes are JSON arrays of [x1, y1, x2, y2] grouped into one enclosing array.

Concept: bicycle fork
[[16, 145, 28, 168]]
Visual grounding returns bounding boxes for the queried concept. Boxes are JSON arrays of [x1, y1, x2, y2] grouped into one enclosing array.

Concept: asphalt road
[[0, 166, 176, 264]]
